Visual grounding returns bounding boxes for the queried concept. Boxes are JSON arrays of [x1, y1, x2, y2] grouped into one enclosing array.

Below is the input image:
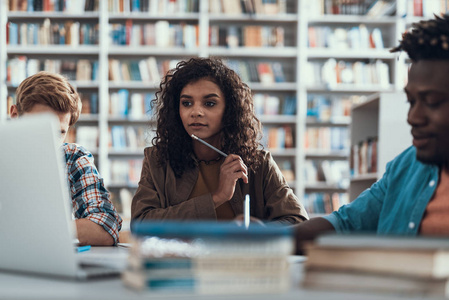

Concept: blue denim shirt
[[323, 146, 439, 235]]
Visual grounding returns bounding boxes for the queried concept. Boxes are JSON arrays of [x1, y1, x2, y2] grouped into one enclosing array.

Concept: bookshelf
[[301, 0, 400, 215], [1, 0, 446, 220], [349, 92, 411, 201]]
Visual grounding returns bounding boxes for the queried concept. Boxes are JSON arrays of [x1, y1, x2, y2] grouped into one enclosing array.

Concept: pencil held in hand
[[191, 134, 228, 158]]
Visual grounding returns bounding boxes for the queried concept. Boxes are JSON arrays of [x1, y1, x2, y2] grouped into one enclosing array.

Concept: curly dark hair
[[391, 14, 449, 61], [151, 57, 263, 177]]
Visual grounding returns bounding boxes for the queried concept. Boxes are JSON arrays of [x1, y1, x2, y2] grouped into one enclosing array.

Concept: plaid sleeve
[[64, 144, 122, 244]]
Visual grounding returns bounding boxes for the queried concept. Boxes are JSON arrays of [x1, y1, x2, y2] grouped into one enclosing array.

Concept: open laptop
[[0, 114, 122, 280]]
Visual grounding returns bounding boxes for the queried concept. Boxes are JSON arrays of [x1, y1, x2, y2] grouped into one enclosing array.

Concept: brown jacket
[[131, 147, 309, 225]]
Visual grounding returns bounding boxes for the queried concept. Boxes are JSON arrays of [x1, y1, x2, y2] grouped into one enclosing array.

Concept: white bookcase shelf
[[7, 12, 101, 19], [208, 14, 298, 22], [259, 115, 296, 124], [351, 172, 378, 182], [307, 84, 396, 93], [307, 15, 398, 24], [349, 92, 411, 201], [108, 47, 199, 56], [7, 45, 101, 55], [108, 13, 200, 20], [247, 82, 297, 91], [305, 151, 349, 160], [307, 49, 396, 59], [208, 47, 298, 57]]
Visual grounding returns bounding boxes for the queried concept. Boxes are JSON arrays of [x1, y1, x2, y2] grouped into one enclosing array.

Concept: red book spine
[[414, 0, 423, 16], [125, 19, 132, 46]]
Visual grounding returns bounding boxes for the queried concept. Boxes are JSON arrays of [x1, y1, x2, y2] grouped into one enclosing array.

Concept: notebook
[[0, 114, 121, 280]]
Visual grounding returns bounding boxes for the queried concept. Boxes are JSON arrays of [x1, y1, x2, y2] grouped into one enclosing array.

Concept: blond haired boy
[[10, 71, 122, 246]]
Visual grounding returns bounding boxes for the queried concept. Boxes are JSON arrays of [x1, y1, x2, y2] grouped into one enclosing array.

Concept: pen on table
[[77, 245, 91, 253], [191, 134, 228, 158], [244, 194, 250, 229]]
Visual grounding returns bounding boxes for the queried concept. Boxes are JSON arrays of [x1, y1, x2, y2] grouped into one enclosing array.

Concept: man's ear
[[10, 105, 19, 118]]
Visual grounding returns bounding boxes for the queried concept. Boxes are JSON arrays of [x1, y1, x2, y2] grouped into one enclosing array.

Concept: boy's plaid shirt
[[63, 143, 122, 244]]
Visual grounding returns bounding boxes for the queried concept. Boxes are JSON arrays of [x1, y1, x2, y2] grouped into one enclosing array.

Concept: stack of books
[[302, 234, 449, 298], [122, 222, 294, 295]]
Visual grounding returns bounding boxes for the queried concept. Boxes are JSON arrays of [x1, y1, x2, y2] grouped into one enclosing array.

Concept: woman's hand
[[212, 154, 248, 207]]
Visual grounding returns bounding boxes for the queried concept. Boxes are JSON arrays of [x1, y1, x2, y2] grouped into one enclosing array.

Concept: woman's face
[[179, 78, 226, 145]]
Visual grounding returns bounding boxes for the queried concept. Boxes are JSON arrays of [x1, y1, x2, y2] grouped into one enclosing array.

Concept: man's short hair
[[391, 15, 449, 61], [15, 71, 81, 126]]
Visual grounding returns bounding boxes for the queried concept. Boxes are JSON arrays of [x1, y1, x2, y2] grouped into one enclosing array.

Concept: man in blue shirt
[[295, 15, 449, 252]]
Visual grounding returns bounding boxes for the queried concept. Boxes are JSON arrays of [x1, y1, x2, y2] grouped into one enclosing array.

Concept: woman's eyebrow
[[180, 93, 220, 99], [204, 93, 220, 99]]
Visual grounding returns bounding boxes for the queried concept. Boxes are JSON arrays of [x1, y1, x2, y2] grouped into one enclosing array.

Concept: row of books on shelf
[[9, 93, 348, 129], [7, 20, 99, 46], [110, 23, 287, 49], [308, 25, 384, 50], [109, 188, 133, 219], [108, 0, 199, 13], [111, 159, 143, 186], [110, 188, 132, 220], [3, 21, 311, 49], [308, 0, 396, 16], [350, 136, 378, 177], [304, 192, 349, 214], [209, 0, 287, 15], [108, 57, 167, 83], [110, 125, 153, 150], [8, 0, 446, 17], [254, 94, 296, 116], [408, 0, 449, 17], [7, 56, 98, 87], [65, 126, 98, 150], [123, 222, 293, 294], [261, 126, 294, 150], [67, 125, 153, 151], [278, 160, 295, 182], [80, 93, 98, 115], [306, 59, 390, 88], [209, 25, 285, 48], [304, 160, 350, 187], [303, 235, 449, 298], [7, 56, 288, 87], [8, 0, 98, 12], [108, 58, 288, 85], [226, 60, 286, 84], [306, 94, 353, 123], [305, 127, 349, 151], [110, 90, 154, 119], [10, 90, 151, 118], [109, 21, 198, 48]]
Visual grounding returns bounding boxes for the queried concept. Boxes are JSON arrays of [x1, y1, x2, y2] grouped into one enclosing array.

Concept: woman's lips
[[189, 123, 206, 130]]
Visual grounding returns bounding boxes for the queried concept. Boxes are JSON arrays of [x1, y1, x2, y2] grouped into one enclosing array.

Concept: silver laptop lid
[[0, 114, 79, 278]]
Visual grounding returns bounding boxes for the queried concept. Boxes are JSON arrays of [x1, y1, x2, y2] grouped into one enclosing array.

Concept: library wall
[[1, 0, 446, 220]]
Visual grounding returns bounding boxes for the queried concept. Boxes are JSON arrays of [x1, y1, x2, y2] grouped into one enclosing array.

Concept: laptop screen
[[0, 114, 80, 278]]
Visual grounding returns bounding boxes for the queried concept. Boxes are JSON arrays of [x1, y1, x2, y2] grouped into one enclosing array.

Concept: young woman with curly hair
[[131, 57, 308, 225]]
